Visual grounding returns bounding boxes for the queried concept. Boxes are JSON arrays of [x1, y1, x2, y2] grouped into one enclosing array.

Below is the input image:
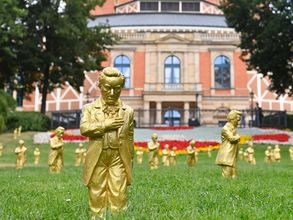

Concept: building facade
[[22, 0, 293, 126]]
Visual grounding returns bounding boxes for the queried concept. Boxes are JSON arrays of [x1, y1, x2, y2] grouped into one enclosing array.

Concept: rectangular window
[[161, 2, 179, 11], [140, 2, 159, 11], [182, 2, 200, 12]]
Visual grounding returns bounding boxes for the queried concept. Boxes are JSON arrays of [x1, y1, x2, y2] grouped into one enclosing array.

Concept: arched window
[[214, 55, 231, 89], [164, 55, 180, 84], [164, 110, 181, 126], [114, 55, 131, 89]]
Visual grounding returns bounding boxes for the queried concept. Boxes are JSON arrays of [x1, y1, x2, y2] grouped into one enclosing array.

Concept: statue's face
[[231, 115, 241, 126], [100, 77, 123, 105], [56, 131, 63, 138]]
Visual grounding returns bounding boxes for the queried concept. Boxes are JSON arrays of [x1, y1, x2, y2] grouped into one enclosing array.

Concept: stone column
[[156, 102, 162, 125]]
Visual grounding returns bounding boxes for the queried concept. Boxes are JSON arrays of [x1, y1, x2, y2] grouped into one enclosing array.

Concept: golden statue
[[0, 143, 3, 157], [247, 143, 256, 165], [289, 146, 293, 161], [186, 140, 196, 167], [207, 145, 212, 157], [273, 145, 281, 162], [13, 128, 18, 139], [136, 147, 144, 164], [34, 147, 41, 165], [215, 110, 242, 178], [148, 133, 160, 170], [264, 146, 272, 164], [17, 125, 22, 136], [15, 139, 27, 169], [80, 67, 134, 218], [48, 126, 65, 173], [169, 146, 177, 166], [238, 148, 244, 160], [162, 144, 170, 166], [75, 143, 85, 166]]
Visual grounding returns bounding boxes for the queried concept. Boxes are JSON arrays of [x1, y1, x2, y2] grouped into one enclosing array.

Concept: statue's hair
[[227, 110, 242, 121], [56, 126, 65, 134], [98, 67, 125, 88]]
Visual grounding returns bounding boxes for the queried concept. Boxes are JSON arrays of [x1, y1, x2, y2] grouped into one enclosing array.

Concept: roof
[[88, 13, 228, 28]]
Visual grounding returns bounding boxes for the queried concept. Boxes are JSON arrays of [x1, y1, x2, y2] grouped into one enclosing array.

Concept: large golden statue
[[34, 147, 41, 165], [80, 67, 134, 218], [169, 146, 177, 166], [148, 133, 160, 170], [264, 146, 272, 164], [186, 140, 197, 167], [75, 143, 85, 166], [247, 143, 256, 165], [0, 143, 3, 157], [136, 147, 144, 164], [48, 126, 65, 173], [162, 144, 170, 166], [273, 145, 281, 162], [15, 139, 27, 169], [215, 110, 242, 178], [289, 146, 293, 161]]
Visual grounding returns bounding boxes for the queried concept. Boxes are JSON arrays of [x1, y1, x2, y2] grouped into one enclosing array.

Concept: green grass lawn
[[0, 132, 292, 219]]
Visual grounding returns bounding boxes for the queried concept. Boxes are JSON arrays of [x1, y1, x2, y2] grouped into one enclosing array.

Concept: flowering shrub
[[252, 133, 290, 142]]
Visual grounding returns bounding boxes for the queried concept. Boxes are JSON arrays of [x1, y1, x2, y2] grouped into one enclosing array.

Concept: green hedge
[[6, 112, 50, 132]]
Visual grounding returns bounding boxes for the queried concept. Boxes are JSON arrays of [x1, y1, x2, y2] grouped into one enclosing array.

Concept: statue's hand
[[104, 117, 124, 131]]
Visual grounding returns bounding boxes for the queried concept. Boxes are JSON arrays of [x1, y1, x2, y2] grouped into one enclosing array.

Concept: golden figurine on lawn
[[169, 146, 177, 166], [34, 147, 41, 165], [80, 67, 134, 219], [162, 144, 170, 166], [15, 139, 27, 169], [216, 110, 242, 178], [136, 147, 144, 164], [264, 146, 273, 164], [148, 133, 160, 170], [273, 145, 281, 162], [48, 126, 65, 173], [0, 143, 3, 157], [186, 140, 197, 167], [247, 143, 256, 165]]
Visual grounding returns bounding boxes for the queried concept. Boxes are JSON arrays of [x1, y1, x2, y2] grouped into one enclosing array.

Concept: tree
[[17, 0, 117, 113], [0, 0, 27, 90], [220, 0, 293, 96], [0, 90, 16, 132]]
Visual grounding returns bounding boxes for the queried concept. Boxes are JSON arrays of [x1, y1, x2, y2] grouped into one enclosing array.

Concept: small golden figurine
[[34, 147, 41, 165], [273, 145, 281, 162], [48, 126, 65, 173], [289, 146, 293, 161], [264, 146, 272, 164], [238, 148, 244, 160], [80, 67, 134, 218], [15, 139, 27, 169], [247, 143, 256, 165], [243, 149, 249, 162], [17, 125, 22, 136], [0, 143, 3, 157], [148, 133, 160, 170], [169, 146, 177, 166], [162, 144, 170, 166], [207, 145, 212, 157], [186, 140, 197, 167], [75, 143, 85, 166], [13, 128, 18, 139], [216, 110, 242, 178], [136, 147, 144, 164]]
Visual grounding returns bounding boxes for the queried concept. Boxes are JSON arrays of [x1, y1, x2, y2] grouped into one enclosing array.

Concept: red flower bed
[[151, 126, 193, 130], [252, 133, 290, 142], [134, 140, 219, 150]]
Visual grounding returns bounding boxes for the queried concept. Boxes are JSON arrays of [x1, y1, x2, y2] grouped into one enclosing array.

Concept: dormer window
[[140, 1, 159, 11], [161, 2, 179, 12], [182, 2, 200, 12]]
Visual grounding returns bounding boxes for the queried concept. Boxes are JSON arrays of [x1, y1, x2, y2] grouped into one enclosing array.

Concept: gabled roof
[[88, 13, 227, 28]]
